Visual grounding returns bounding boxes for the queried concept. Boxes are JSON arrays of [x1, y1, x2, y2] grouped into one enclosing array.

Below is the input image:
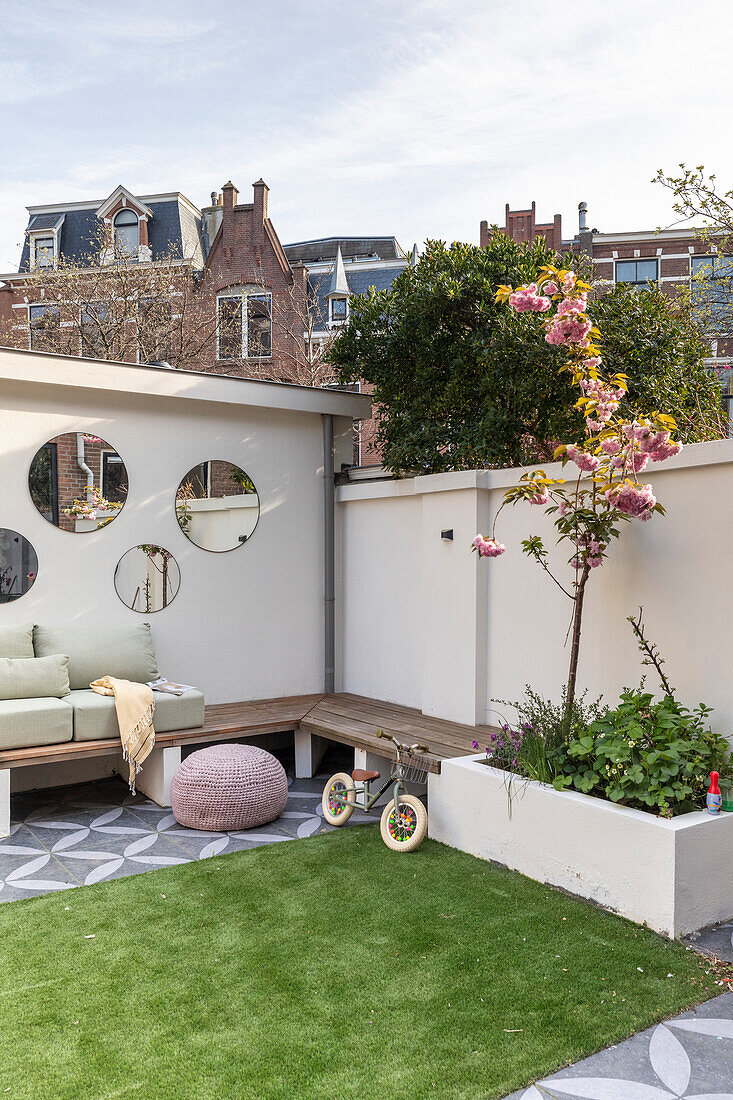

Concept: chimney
[[578, 201, 593, 256], [253, 179, 268, 249], [221, 181, 238, 252]]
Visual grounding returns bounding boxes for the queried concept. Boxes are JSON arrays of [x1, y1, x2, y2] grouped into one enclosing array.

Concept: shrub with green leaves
[[552, 689, 730, 817]]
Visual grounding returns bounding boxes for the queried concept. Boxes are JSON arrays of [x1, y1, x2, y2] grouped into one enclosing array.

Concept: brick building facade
[[491, 200, 733, 379], [0, 180, 309, 384], [0, 182, 409, 469]]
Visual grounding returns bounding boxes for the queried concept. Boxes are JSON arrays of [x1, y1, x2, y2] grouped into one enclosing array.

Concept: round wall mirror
[[175, 460, 260, 552], [0, 529, 38, 603], [114, 545, 180, 614], [29, 432, 128, 532]]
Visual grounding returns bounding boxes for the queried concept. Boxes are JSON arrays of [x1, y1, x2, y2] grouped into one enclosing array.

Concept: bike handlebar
[[376, 729, 429, 754]]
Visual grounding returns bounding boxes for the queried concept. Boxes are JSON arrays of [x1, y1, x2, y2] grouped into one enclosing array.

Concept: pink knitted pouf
[[170, 743, 288, 831]]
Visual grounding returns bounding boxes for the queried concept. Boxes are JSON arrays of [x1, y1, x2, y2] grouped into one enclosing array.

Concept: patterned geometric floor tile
[[0, 766, 363, 902], [0, 824, 77, 896], [502, 991, 733, 1098]]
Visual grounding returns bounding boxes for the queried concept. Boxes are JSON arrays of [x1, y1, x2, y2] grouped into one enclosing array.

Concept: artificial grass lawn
[[0, 828, 720, 1100]]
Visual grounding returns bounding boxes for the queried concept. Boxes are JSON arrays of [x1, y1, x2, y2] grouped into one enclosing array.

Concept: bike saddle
[[352, 769, 380, 782]]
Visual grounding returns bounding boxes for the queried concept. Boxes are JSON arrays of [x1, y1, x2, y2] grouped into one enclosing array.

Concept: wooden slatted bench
[[0, 692, 495, 835]]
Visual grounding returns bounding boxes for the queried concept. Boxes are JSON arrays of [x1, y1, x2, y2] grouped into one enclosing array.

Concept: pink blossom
[[472, 534, 506, 558], [641, 430, 683, 462], [651, 440, 682, 462], [558, 501, 570, 516], [605, 481, 656, 520], [528, 487, 549, 505], [586, 418, 604, 433], [588, 555, 603, 568], [566, 444, 600, 472], [545, 315, 592, 346], [509, 284, 552, 313], [557, 296, 588, 316], [562, 272, 577, 292], [544, 281, 558, 295], [600, 438, 622, 456]]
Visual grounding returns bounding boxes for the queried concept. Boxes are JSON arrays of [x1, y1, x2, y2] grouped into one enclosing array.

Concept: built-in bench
[[0, 692, 494, 835]]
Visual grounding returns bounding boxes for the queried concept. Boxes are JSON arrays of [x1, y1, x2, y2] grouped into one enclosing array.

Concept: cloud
[[1, 0, 733, 267]]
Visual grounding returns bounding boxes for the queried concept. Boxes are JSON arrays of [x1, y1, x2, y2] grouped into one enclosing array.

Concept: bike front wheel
[[322, 772, 356, 826], [380, 794, 427, 852]]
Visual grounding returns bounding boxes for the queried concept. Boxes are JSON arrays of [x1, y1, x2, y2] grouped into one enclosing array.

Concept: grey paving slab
[[685, 921, 733, 963], [503, 992, 733, 1098]]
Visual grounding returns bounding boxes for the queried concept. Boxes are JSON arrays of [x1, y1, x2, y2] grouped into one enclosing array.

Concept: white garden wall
[[0, 348, 368, 704], [337, 441, 733, 738]]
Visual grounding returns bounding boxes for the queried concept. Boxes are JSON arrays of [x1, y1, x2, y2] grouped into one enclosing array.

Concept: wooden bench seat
[[0, 692, 496, 835]]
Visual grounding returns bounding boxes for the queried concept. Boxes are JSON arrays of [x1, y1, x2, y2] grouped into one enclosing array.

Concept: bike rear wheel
[[321, 772, 356, 825], [379, 794, 427, 852]]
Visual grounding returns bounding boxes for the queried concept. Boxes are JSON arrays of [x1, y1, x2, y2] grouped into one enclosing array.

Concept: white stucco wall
[[337, 441, 733, 735], [0, 348, 367, 704]]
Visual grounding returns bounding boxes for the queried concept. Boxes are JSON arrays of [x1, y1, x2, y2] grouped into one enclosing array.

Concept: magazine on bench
[[147, 677, 196, 696]]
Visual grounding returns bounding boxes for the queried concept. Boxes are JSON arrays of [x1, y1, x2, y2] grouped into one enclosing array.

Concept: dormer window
[[114, 209, 139, 257], [34, 237, 55, 268], [331, 297, 347, 322]]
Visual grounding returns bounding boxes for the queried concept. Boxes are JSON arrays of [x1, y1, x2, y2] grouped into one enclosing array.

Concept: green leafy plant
[[552, 690, 729, 817], [488, 686, 605, 785]]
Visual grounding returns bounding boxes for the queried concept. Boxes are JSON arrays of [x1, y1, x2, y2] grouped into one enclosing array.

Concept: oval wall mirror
[[175, 460, 260, 552], [0, 529, 38, 603], [114, 545, 180, 614], [29, 432, 128, 532]]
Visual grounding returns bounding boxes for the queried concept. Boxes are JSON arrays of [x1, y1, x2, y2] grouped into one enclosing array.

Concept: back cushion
[[34, 624, 159, 690], [0, 623, 35, 659], [0, 654, 70, 700]]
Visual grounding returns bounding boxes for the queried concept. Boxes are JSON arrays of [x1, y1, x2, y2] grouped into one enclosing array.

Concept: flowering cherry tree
[[473, 264, 683, 736]]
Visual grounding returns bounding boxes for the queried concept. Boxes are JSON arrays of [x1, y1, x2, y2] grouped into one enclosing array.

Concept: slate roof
[[19, 197, 204, 271], [26, 213, 65, 233], [308, 263, 407, 322], [284, 236, 406, 264]]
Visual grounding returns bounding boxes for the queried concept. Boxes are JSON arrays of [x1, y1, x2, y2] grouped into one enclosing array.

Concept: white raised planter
[[428, 755, 733, 938], [73, 509, 117, 532]]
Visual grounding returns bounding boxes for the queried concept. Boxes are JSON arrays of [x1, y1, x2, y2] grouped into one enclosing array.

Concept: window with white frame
[[28, 304, 60, 350], [615, 259, 658, 287], [691, 255, 733, 334], [113, 209, 139, 258], [217, 290, 272, 359], [80, 301, 111, 359], [330, 297, 348, 322], [137, 297, 173, 363], [33, 237, 55, 268]]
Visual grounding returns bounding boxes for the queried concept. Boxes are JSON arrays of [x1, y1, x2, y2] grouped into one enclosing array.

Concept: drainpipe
[[323, 414, 335, 694], [76, 433, 94, 501]]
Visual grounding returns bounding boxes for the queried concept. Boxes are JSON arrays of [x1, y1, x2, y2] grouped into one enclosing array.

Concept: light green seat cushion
[[70, 688, 205, 742], [34, 624, 159, 691], [0, 654, 70, 700], [0, 623, 34, 659], [0, 697, 73, 750]]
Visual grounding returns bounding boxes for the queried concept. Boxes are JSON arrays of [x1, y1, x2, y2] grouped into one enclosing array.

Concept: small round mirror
[[114, 545, 180, 614], [0, 529, 38, 603], [29, 432, 128, 532], [175, 461, 259, 552]]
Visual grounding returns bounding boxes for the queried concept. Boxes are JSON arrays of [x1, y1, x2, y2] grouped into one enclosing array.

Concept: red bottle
[[707, 772, 722, 815]]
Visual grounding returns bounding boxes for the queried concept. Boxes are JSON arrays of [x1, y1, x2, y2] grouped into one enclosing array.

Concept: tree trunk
[[563, 563, 591, 740]]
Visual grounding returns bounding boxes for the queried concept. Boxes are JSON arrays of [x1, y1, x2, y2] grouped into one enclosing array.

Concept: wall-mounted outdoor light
[[441, 529, 454, 542]]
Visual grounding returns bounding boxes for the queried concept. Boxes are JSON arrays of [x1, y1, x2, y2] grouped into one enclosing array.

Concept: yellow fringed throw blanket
[[90, 676, 155, 793]]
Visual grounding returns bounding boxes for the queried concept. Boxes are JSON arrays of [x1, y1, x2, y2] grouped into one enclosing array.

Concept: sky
[[1, 0, 732, 271]]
